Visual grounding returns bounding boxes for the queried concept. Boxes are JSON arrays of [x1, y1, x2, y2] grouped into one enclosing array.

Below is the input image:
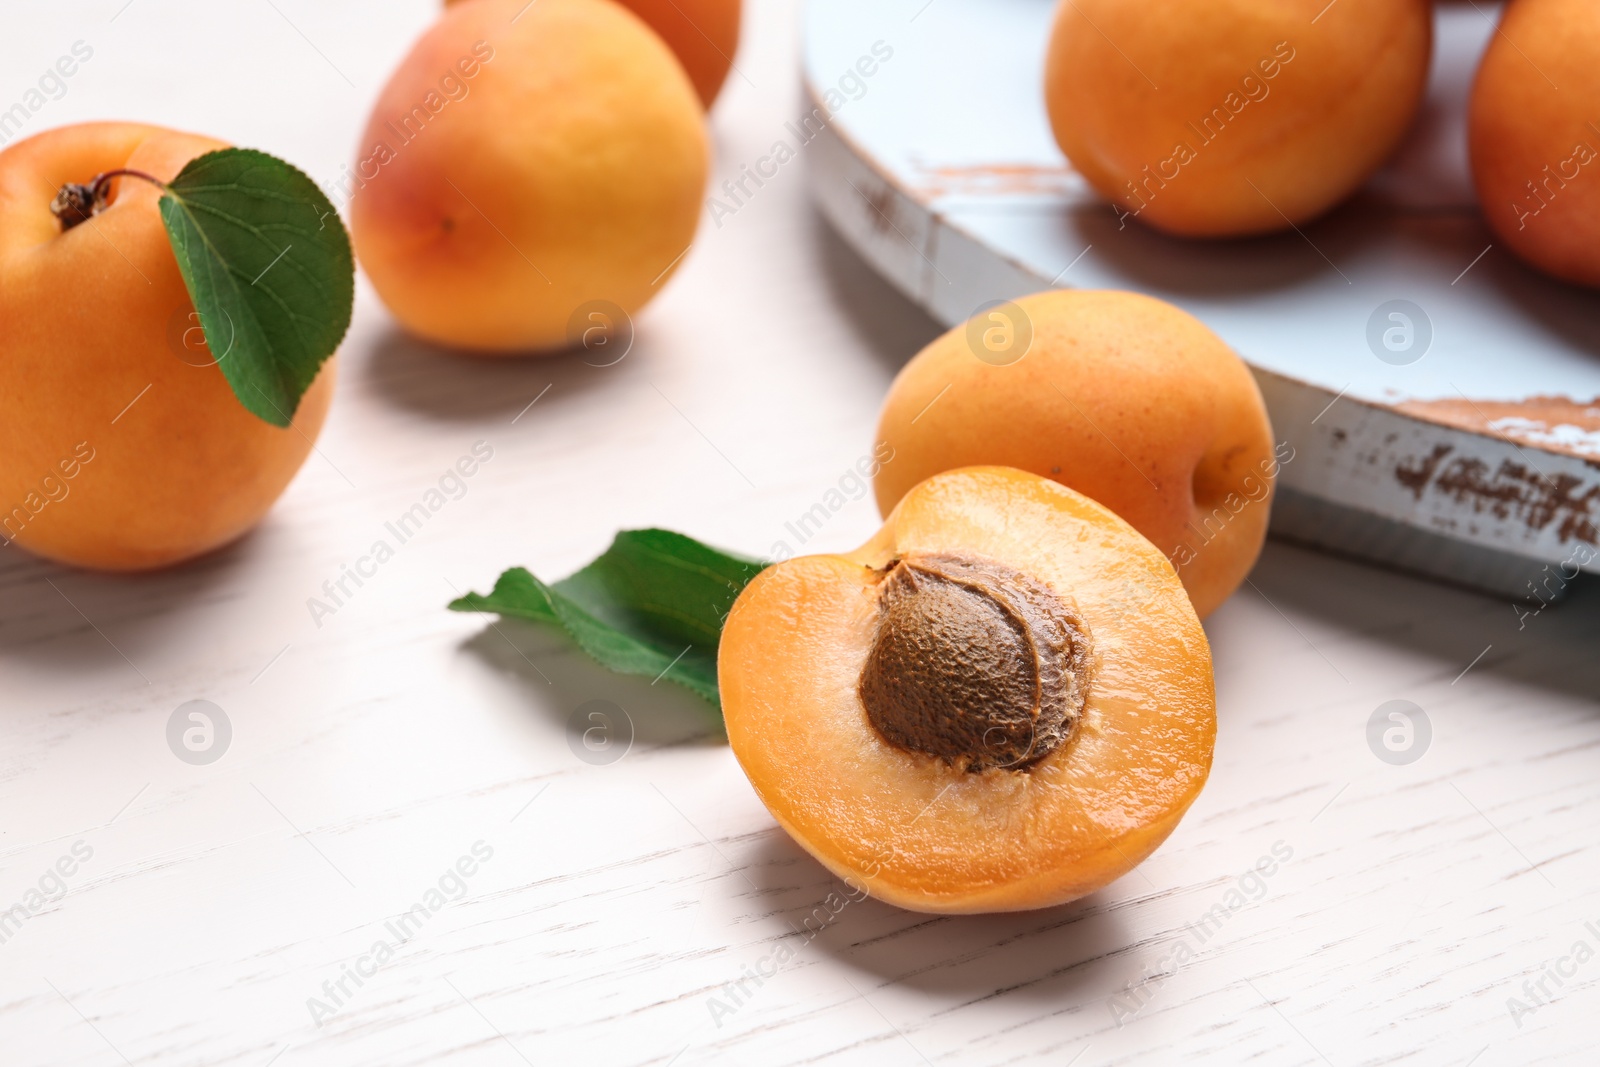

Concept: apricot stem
[[51, 168, 168, 232]]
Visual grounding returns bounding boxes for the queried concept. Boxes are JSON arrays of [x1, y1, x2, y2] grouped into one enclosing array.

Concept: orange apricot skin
[[1044, 0, 1432, 236], [610, 0, 741, 108], [353, 0, 708, 354], [874, 290, 1276, 619], [721, 467, 1216, 914], [1469, 0, 1600, 287], [0, 122, 334, 572], [447, 0, 741, 107]]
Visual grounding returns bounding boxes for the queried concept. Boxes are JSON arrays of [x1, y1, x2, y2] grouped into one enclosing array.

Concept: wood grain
[[1, 2, 1598, 1065]]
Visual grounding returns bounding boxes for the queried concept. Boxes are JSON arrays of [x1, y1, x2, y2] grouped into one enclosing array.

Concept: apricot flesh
[[0, 122, 334, 571], [352, 0, 708, 354], [1469, 0, 1600, 288], [1044, 0, 1433, 236], [720, 467, 1216, 914], [874, 290, 1277, 619], [445, 0, 741, 108]]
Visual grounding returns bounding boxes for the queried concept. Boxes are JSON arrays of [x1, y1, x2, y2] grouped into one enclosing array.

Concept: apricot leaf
[[449, 529, 768, 711], [159, 148, 353, 427]]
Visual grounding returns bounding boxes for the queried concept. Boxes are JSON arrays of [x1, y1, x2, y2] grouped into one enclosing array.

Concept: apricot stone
[[875, 290, 1278, 619], [720, 467, 1216, 913], [859, 553, 1089, 773], [1044, 0, 1433, 236], [0, 122, 334, 571], [1469, 0, 1600, 287], [353, 0, 708, 353]]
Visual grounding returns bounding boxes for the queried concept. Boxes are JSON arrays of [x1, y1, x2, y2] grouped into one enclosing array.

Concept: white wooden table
[[3, 3, 1599, 1065]]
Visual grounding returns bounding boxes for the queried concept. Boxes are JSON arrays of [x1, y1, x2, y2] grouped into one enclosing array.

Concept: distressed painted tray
[[802, 0, 1600, 596]]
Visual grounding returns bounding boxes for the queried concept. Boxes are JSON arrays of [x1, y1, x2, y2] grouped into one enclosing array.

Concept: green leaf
[[449, 530, 769, 713], [158, 148, 354, 426]]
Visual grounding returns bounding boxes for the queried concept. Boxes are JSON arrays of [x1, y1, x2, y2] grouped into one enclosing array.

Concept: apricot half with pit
[[719, 467, 1215, 913]]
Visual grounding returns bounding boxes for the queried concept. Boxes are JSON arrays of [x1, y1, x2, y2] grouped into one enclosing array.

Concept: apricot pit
[[859, 553, 1088, 773]]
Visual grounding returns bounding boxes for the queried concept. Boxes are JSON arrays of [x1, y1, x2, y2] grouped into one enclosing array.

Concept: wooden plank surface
[[3, 2, 1599, 1065]]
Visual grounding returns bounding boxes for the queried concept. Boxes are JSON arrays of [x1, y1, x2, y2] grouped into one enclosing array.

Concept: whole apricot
[[1044, 0, 1433, 236], [352, 0, 709, 353], [1469, 0, 1600, 287], [445, 0, 741, 107], [610, 0, 741, 108], [0, 122, 334, 571], [720, 467, 1216, 913], [874, 290, 1278, 619]]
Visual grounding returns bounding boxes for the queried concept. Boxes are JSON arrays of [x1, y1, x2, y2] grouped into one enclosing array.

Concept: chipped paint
[[1396, 444, 1454, 499], [911, 162, 1084, 200], [860, 180, 902, 238], [1394, 449, 1600, 545], [1398, 396, 1600, 463], [1488, 417, 1600, 458]]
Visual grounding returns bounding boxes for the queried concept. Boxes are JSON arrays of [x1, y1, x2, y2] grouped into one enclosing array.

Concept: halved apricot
[[719, 467, 1215, 913]]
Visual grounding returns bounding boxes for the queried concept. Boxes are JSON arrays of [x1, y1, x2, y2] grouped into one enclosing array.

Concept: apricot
[[1469, 0, 1600, 287], [608, 0, 741, 108], [874, 291, 1277, 619], [0, 122, 334, 571], [1044, 0, 1433, 236], [352, 0, 708, 354], [445, 0, 742, 107], [720, 467, 1215, 913]]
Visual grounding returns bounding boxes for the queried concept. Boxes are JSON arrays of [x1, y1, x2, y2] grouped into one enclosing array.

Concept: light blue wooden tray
[[803, 0, 1600, 596]]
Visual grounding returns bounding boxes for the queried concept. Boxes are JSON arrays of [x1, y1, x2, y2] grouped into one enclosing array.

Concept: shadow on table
[[0, 518, 281, 676], [743, 830, 1139, 1013], [456, 617, 725, 751], [810, 203, 945, 376], [357, 322, 647, 426], [1244, 538, 1600, 706], [1068, 193, 1600, 362]]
